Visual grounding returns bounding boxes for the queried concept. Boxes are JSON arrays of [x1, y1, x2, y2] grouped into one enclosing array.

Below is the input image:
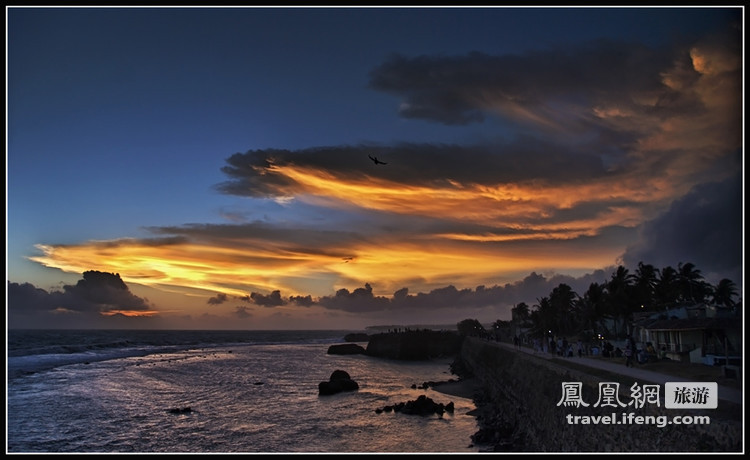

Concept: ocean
[[6, 329, 481, 453]]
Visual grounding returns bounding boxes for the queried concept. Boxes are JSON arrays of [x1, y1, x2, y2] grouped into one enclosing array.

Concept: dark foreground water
[[7, 329, 481, 453]]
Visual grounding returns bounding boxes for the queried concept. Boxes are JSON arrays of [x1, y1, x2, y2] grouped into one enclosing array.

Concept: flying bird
[[368, 154, 387, 165]]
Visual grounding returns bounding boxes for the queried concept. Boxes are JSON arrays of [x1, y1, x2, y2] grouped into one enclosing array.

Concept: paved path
[[492, 341, 742, 406]]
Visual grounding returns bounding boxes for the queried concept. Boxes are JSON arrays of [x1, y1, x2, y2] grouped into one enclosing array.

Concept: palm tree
[[634, 262, 658, 311], [511, 302, 531, 326], [605, 265, 636, 337], [676, 262, 710, 304], [576, 282, 607, 336], [530, 296, 554, 338], [711, 278, 738, 308], [654, 265, 680, 310], [549, 283, 577, 337]]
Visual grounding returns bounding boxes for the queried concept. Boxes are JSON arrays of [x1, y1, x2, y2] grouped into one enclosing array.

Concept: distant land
[[365, 324, 460, 332]]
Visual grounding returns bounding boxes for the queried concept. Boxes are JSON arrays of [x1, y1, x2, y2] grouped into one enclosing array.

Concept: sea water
[[6, 329, 481, 453]]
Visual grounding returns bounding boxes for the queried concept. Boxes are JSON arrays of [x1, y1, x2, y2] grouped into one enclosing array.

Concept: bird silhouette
[[368, 154, 387, 165]]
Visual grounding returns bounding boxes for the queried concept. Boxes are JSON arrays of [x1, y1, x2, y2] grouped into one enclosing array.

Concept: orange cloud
[[29, 149, 677, 301], [100, 310, 160, 317], [272, 163, 668, 226], [30, 218, 624, 302]]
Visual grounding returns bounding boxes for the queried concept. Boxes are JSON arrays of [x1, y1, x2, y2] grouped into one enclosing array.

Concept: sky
[[6, 6, 744, 330]]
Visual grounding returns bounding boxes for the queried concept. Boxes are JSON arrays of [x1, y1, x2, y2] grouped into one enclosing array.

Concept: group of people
[[526, 335, 587, 358], [622, 337, 658, 367], [520, 333, 659, 367]]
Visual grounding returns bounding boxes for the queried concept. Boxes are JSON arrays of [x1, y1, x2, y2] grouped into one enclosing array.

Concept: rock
[[327, 343, 366, 355], [330, 370, 351, 381], [318, 369, 359, 396], [168, 407, 192, 414], [375, 395, 454, 417]]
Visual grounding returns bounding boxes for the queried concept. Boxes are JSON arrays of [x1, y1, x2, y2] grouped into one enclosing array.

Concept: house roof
[[640, 317, 740, 332]]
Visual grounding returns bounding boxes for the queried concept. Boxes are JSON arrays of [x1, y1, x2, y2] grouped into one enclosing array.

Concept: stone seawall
[[459, 337, 742, 452], [365, 330, 461, 360]]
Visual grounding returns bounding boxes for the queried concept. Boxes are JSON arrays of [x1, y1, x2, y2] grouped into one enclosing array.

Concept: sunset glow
[[8, 7, 742, 330]]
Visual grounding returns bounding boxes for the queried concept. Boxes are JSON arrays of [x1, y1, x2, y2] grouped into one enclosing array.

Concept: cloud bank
[[8, 271, 155, 329], [18, 20, 742, 328]]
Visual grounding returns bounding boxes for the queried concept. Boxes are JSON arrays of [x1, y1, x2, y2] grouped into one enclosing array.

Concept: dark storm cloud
[[367, 42, 685, 126], [316, 283, 391, 313], [621, 173, 743, 285], [208, 27, 740, 239], [7, 282, 58, 313], [263, 270, 618, 316], [216, 149, 302, 198], [289, 295, 314, 307], [60, 270, 151, 312], [8, 271, 153, 328], [380, 271, 617, 313], [210, 291, 294, 308], [250, 290, 286, 307], [216, 140, 610, 199], [207, 293, 229, 304]]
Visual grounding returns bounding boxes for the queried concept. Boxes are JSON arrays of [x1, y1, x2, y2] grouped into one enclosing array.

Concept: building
[[632, 303, 742, 365]]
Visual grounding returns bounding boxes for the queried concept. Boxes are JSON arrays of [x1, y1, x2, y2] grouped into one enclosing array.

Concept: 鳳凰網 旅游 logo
[[557, 381, 718, 409]]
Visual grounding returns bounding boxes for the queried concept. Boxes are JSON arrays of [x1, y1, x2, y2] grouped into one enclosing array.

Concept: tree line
[[460, 261, 740, 341]]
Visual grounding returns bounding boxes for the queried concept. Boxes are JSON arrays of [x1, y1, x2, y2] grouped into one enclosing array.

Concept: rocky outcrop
[[318, 369, 360, 396], [365, 330, 462, 360], [374, 395, 455, 417], [327, 343, 366, 355]]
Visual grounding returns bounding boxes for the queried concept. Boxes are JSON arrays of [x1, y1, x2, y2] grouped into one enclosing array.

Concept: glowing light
[[270, 164, 664, 229], [101, 310, 160, 317]]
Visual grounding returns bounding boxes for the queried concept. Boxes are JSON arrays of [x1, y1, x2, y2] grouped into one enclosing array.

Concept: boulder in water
[[318, 369, 359, 396], [327, 343, 366, 355], [375, 395, 454, 417], [168, 407, 192, 414]]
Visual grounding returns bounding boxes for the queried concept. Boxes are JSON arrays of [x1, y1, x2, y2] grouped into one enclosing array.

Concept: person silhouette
[[624, 342, 634, 367]]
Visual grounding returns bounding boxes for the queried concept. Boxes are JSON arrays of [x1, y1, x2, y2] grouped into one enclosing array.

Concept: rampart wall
[[459, 337, 742, 452]]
